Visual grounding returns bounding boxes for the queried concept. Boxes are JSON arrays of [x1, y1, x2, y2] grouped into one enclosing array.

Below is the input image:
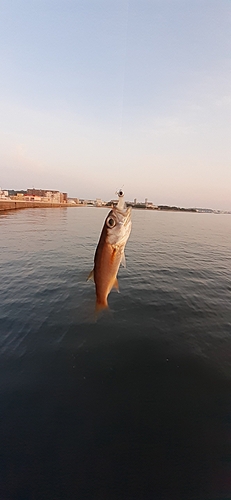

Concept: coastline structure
[[0, 200, 76, 211], [0, 187, 71, 211], [0, 188, 229, 214]]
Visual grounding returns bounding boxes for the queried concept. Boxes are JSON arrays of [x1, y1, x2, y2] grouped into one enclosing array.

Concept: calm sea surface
[[0, 207, 231, 499]]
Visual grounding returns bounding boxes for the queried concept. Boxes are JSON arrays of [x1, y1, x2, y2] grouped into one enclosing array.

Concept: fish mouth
[[115, 206, 132, 227]]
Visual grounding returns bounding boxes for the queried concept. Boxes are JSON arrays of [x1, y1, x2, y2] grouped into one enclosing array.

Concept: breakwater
[[0, 201, 77, 211]]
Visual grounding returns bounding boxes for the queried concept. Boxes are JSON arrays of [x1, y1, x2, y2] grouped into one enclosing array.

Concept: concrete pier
[[0, 200, 77, 211]]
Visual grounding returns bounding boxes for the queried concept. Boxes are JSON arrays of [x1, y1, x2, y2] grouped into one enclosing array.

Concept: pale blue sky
[[0, 0, 230, 209]]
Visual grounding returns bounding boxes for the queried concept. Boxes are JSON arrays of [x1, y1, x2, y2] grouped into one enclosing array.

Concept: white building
[[95, 198, 103, 207], [0, 188, 9, 199], [44, 191, 61, 203]]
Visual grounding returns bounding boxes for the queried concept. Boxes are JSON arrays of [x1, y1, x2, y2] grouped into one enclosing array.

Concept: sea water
[[0, 207, 231, 499]]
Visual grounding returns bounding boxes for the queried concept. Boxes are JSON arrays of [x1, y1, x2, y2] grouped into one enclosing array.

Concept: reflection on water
[[0, 208, 231, 499]]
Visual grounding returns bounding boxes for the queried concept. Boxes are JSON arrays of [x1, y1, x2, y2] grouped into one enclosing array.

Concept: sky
[[0, 0, 231, 209]]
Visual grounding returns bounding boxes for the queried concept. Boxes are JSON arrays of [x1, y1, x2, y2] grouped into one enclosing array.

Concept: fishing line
[[118, 0, 130, 168]]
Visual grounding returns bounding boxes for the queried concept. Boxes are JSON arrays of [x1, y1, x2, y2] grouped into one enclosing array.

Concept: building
[[3, 188, 68, 203], [95, 198, 103, 207], [0, 188, 9, 199], [26, 189, 67, 203], [24, 195, 41, 201]]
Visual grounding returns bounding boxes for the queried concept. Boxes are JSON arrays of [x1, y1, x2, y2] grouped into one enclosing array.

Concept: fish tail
[[95, 300, 109, 313]]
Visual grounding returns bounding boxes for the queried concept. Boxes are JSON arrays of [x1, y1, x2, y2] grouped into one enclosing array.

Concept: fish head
[[105, 206, 132, 247]]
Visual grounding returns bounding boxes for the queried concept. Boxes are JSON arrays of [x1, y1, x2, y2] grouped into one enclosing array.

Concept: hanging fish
[[88, 190, 132, 311]]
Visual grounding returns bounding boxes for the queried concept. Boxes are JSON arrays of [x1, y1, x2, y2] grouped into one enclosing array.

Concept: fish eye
[[106, 217, 116, 228]]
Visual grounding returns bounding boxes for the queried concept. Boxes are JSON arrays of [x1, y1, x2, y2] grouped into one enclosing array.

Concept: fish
[[88, 191, 132, 311]]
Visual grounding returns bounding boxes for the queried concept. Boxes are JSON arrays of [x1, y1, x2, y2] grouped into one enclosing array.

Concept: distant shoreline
[[0, 199, 229, 214]]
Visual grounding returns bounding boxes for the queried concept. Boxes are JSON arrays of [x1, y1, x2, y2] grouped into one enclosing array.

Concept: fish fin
[[112, 277, 119, 291], [120, 251, 126, 268], [87, 269, 94, 282]]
